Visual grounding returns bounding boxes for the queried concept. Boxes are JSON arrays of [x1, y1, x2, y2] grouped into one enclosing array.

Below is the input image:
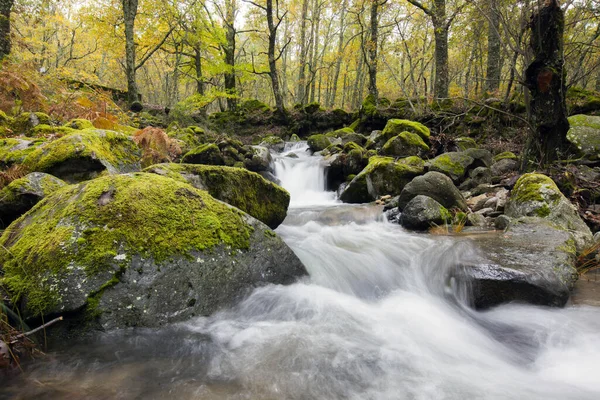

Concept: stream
[[2, 142, 600, 399]]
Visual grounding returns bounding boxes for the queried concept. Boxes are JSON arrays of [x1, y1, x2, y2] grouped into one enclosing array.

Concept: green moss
[[303, 102, 321, 114], [511, 173, 561, 204], [0, 110, 9, 125], [30, 124, 75, 137], [23, 129, 140, 173], [361, 95, 378, 117], [260, 135, 284, 146], [493, 151, 517, 162], [64, 119, 95, 130], [290, 134, 301, 142], [427, 153, 472, 179], [241, 99, 271, 113], [307, 134, 331, 152], [349, 119, 360, 131], [0, 138, 45, 166], [145, 163, 290, 229], [455, 137, 477, 151], [0, 173, 253, 315], [181, 143, 224, 165], [10, 112, 52, 135], [382, 119, 430, 140], [326, 127, 354, 138], [343, 142, 363, 153], [535, 203, 551, 217]]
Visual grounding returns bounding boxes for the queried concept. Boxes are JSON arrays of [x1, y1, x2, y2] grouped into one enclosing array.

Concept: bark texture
[[0, 0, 14, 59]]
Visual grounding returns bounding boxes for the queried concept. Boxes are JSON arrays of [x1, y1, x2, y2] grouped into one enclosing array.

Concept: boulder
[[381, 131, 429, 157], [0, 138, 45, 167], [505, 173, 592, 250], [145, 163, 290, 229], [325, 127, 367, 146], [366, 119, 430, 148], [398, 171, 468, 211], [0, 173, 306, 331], [339, 156, 424, 204], [567, 114, 600, 159], [259, 136, 285, 152], [491, 159, 519, 176], [244, 145, 273, 172], [0, 172, 67, 228], [455, 137, 477, 151], [22, 129, 141, 183], [463, 148, 493, 168], [425, 152, 475, 182], [399, 195, 449, 231], [181, 143, 225, 166], [10, 112, 51, 135], [493, 151, 517, 162], [451, 222, 579, 309], [307, 134, 332, 152]]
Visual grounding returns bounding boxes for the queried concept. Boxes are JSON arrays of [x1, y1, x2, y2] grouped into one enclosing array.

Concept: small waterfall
[[272, 142, 337, 207]]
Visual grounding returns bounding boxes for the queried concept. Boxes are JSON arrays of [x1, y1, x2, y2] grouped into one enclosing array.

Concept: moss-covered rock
[[505, 173, 592, 250], [493, 151, 517, 162], [325, 127, 366, 146], [397, 171, 468, 211], [0, 173, 306, 330], [339, 156, 425, 203], [22, 129, 141, 183], [181, 143, 225, 166], [399, 195, 449, 231], [243, 145, 273, 173], [567, 114, 600, 160], [146, 163, 289, 229], [307, 134, 332, 152], [381, 131, 429, 157], [425, 152, 475, 182], [10, 112, 52, 135], [455, 137, 477, 151], [0, 172, 67, 228], [382, 119, 430, 140], [30, 124, 75, 137], [64, 119, 95, 130], [0, 138, 45, 166], [259, 135, 285, 152]]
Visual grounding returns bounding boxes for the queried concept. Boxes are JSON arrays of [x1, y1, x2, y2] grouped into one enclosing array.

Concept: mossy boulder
[[64, 119, 95, 130], [455, 137, 477, 151], [325, 128, 366, 146], [243, 145, 273, 173], [181, 143, 225, 166], [0, 173, 306, 330], [30, 124, 75, 137], [399, 195, 449, 231], [397, 171, 468, 211], [381, 131, 429, 157], [505, 173, 592, 250], [10, 112, 52, 135], [493, 151, 517, 162], [339, 156, 425, 203], [567, 114, 600, 160], [22, 129, 141, 183], [307, 134, 332, 152], [259, 135, 285, 152], [425, 152, 475, 182], [0, 172, 67, 228], [383, 119, 430, 141], [145, 163, 289, 229], [0, 138, 45, 166]]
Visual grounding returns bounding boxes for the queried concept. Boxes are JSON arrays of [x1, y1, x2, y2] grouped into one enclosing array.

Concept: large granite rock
[[399, 195, 449, 231], [397, 171, 468, 211]]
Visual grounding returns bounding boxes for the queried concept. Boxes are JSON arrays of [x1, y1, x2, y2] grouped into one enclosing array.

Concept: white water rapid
[[3, 142, 600, 399]]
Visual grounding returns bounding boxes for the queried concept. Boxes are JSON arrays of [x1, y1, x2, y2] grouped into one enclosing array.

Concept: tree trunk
[[194, 46, 204, 96], [485, 0, 501, 93], [308, 0, 320, 103], [266, 0, 285, 114], [296, 0, 309, 104], [123, 0, 139, 104], [366, 0, 379, 101], [0, 0, 13, 59], [224, 0, 237, 110], [328, 0, 346, 108], [524, 0, 570, 165], [433, 22, 449, 99]]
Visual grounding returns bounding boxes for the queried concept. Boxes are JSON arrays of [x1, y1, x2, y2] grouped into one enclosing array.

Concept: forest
[[1, 0, 600, 397]]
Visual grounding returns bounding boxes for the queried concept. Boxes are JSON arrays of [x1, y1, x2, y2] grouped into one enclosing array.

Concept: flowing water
[[2, 142, 600, 399]]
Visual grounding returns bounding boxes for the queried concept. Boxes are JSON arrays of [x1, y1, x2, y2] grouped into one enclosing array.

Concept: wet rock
[[244, 145, 273, 172], [494, 214, 511, 230], [0, 172, 67, 228], [398, 171, 468, 211], [399, 195, 448, 231], [339, 156, 424, 204], [0, 173, 306, 333], [259, 136, 285, 152], [307, 134, 331, 152], [452, 223, 579, 309], [145, 163, 290, 229], [467, 213, 488, 227], [505, 173, 592, 250]]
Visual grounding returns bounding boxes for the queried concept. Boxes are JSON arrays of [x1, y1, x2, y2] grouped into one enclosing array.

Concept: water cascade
[[3, 142, 600, 399]]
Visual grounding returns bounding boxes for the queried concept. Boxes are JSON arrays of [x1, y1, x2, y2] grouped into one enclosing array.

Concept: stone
[[145, 163, 290, 229], [425, 152, 475, 182], [494, 215, 511, 230], [339, 156, 425, 204], [366, 119, 430, 149], [244, 145, 273, 172], [307, 134, 332, 152], [491, 159, 519, 176], [0, 172, 67, 228], [181, 143, 225, 166], [380, 131, 429, 157], [22, 129, 141, 183], [505, 173, 592, 250], [567, 114, 600, 159], [397, 171, 468, 211], [451, 223, 579, 309], [399, 195, 448, 231], [0, 173, 306, 332]]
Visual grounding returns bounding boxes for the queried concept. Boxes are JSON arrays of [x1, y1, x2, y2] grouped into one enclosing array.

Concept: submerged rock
[[339, 156, 424, 203], [145, 163, 290, 229], [397, 171, 468, 211], [0, 172, 67, 228], [399, 195, 449, 231], [22, 129, 141, 183], [0, 173, 306, 332], [452, 223, 578, 309]]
